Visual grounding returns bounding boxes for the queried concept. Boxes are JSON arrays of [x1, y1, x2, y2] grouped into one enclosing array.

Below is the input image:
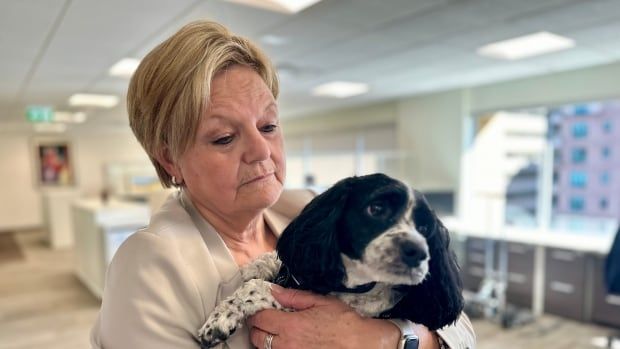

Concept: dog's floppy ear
[[276, 178, 353, 294], [387, 195, 464, 330]]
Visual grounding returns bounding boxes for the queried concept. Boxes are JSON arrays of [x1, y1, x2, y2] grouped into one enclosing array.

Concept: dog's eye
[[367, 202, 391, 218]]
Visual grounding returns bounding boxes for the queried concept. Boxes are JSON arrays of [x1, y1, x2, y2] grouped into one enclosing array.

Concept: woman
[[90, 20, 475, 349]]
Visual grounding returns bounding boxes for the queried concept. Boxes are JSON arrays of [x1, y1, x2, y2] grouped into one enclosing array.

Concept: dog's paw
[[198, 309, 242, 348], [240, 251, 280, 281]]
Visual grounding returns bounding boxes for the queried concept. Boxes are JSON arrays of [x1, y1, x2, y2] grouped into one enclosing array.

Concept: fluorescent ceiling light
[[68, 93, 119, 108], [54, 111, 87, 123], [224, 0, 323, 14], [312, 81, 369, 98], [477, 32, 575, 60], [34, 123, 67, 133], [261, 35, 288, 46], [109, 58, 140, 77]]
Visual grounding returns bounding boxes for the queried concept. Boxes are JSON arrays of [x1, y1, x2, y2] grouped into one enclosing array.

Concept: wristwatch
[[388, 319, 419, 349]]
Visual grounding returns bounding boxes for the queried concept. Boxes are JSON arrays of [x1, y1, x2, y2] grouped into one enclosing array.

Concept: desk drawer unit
[[591, 256, 620, 327], [463, 238, 491, 291], [505, 242, 535, 308], [544, 248, 587, 321]]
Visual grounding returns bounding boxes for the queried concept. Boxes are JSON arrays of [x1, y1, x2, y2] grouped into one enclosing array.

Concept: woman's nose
[[242, 129, 271, 163]]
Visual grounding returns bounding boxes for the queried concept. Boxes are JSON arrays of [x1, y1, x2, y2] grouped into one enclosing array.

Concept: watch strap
[[388, 319, 419, 349]]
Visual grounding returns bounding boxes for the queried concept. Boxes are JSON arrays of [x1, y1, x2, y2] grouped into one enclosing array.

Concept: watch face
[[404, 335, 419, 349]]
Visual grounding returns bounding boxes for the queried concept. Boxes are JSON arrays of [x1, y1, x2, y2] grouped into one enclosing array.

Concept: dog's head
[[276, 173, 463, 329]]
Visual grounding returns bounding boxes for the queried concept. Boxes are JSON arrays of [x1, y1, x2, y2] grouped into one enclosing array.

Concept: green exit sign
[[26, 106, 54, 123]]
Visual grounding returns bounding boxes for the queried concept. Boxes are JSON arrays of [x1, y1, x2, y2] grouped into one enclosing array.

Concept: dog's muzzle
[[399, 240, 428, 268]]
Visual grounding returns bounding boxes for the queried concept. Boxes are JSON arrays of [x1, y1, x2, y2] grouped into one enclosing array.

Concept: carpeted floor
[[0, 232, 24, 263]]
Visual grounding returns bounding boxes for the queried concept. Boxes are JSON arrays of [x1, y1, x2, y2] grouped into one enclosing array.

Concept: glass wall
[[284, 125, 398, 192]]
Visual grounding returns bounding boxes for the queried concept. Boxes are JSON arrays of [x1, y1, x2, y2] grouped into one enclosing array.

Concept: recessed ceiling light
[[225, 0, 323, 14], [109, 58, 140, 77], [261, 35, 288, 46], [477, 32, 575, 60], [312, 81, 369, 98], [68, 93, 119, 108], [54, 111, 87, 123]]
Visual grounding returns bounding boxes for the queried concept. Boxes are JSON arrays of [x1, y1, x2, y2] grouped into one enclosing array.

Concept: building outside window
[[572, 122, 588, 138], [602, 146, 611, 158], [571, 148, 587, 163], [600, 198, 609, 210], [601, 171, 610, 184], [570, 196, 585, 211], [569, 171, 587, 188]]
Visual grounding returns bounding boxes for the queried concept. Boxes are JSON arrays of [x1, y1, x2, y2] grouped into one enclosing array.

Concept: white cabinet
[[42, 189, 81, 249], [72, 199, 150, 298]]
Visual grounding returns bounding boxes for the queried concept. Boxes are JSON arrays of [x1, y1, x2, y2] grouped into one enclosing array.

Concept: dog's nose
[[400, 241, 428, 267]]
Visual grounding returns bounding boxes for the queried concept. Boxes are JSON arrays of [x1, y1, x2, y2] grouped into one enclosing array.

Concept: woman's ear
[[155, 147, 183, 183]]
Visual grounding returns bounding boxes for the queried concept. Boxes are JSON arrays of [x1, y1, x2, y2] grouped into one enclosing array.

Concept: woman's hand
[[248, 284, 399, 349], [248, 284, 439, 349]]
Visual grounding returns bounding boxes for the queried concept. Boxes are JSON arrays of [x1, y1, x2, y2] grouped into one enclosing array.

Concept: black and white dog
[[198, 173, 464, 348]]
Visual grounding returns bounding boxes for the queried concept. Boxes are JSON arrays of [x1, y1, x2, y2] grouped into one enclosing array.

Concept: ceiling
[[2, 0, 620, 133]]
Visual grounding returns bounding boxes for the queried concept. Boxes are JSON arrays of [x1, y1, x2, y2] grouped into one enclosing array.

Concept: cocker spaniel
[[198, 173, 464, 348]]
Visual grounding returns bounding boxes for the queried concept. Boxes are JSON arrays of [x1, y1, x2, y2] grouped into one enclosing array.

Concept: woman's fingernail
[[270, 283, 284, 294]]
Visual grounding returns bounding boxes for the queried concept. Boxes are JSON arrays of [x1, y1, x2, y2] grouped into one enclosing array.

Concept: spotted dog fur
[[198, 173, 464, 348], [198, 252, 283, 347]]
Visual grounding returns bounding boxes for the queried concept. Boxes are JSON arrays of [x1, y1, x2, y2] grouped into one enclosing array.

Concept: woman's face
[[175, 66, 285, 218]]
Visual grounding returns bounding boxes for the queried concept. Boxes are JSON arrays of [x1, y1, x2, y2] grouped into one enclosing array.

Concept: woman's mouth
[[242, 173, 274, 186]]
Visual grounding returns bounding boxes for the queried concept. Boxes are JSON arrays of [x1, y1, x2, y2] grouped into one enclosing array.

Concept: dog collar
[[275, 265, 376, 294], [333, 282, 377, 294]]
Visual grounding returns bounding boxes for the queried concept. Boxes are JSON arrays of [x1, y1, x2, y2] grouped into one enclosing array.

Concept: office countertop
[[443, 217, 615, 255], [73, 198, 150, 229]]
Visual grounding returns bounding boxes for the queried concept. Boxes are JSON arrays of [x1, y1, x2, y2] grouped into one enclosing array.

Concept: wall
[[72, 130, 151, 195], [282, 100, 397, 137], [0, 134, 44, 231], [395, 90, 467, 191], [0, 129, 150, 231]]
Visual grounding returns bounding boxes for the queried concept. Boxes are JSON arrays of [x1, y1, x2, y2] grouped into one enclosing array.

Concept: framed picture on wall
[[35, 141, 75, 186]]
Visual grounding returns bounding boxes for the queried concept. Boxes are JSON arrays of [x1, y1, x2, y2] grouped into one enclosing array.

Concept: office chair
[[606, 227, 620, 294], [604, 227, 620, 348]]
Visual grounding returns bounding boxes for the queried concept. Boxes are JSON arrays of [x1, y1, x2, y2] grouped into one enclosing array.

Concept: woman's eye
[[260, 124, 278, 133], [213, 135, 234, 145], [367, 203, 390, 218]]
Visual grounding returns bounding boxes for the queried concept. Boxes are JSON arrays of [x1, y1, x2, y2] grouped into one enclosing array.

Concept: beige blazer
[[90, 190, 475, 349]]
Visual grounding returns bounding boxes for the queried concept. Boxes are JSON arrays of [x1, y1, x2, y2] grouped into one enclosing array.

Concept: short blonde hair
[[127, 20, 279, 187]]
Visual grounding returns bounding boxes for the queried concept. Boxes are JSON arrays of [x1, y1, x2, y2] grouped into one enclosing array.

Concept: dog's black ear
[[276, 178, 353, 294], [387, 198, 465, 330]]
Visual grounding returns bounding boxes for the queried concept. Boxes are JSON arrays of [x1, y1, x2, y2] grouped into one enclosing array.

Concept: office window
[[601, 171, 610, 184], [603, 120, 612, 133], [574, 105, 590, 116], [283, 126, 398, 190], [571, 148, 587, 163], [569, 171, 587, 188], [572, 123, 588, 138], [600, 198, 609, 210], [570, 196, 585, 211], [602, 146, 611, 158], [284, 156, 305, 188]]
